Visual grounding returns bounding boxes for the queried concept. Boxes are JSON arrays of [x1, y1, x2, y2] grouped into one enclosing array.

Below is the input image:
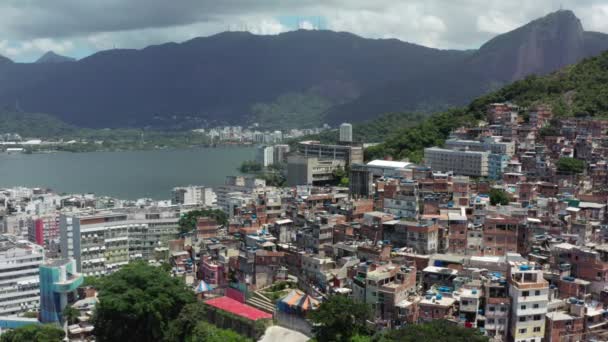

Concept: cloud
[[2, 1, 608, 61]]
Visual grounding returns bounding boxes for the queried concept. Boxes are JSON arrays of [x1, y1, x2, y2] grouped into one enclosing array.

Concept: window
[[533, 327, 541, 332], [487, 318, 495, 324], [462, 300, 469, 306], [533, 315, 541, 321], [522, 291, 529, 296], [521, 305, 527, 310], [500, 306, 507, 312], [488, 306, 496, 312], [534, 290, 540, 296], [519, 328, 527, 334], [533, 304, 539, 309], [519, 316, 526, 322]]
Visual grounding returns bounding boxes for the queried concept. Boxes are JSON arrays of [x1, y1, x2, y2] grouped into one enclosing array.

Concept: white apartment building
[[0, 237, 44, 316], [60, 209, 180, 276], [339, 123, 353, 143], [508, 263, 549, 342], [172, 186, 216, 206], [256, 145, 274, 167], [424, 147, 489, 177]]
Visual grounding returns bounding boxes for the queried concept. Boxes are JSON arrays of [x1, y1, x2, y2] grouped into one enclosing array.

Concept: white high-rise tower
[[339, 123, 352, 143]]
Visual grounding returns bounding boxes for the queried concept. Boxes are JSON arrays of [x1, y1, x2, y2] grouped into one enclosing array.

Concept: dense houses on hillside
[[1, 104, 608, 340]]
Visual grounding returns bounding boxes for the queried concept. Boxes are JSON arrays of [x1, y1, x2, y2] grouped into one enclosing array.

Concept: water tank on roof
[[519, 265, 531, 271], [472, 289, 478, 294], [436, 294, 442, 300]]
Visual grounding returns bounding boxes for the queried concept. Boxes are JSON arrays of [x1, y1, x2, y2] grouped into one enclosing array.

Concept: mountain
[[35, 51, 76, 64], [0, 54, 12, 65], [0, 10, 607, 129], [326, 10, 608, 124], [365, 48, 608, 162]]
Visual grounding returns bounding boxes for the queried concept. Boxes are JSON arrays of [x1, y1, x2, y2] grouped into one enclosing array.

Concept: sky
[[3, 0, 608, 62]]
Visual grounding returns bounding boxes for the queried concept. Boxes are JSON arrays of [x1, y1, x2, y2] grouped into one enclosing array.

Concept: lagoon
[[0, 147, 255, 200]]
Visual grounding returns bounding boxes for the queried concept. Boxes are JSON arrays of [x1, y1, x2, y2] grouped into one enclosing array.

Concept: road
[[258, 325, 309, 342]]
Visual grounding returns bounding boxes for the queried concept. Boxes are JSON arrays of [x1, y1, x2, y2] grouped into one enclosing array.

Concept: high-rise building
[[39, 258, 83, 323], [508, 262, 549, 342], [273, 144, 290, 165], [256, 145, 274, 167], [0, 237, 44, 316], [60, 208, 180, 276], [339, 123, 353, 143]]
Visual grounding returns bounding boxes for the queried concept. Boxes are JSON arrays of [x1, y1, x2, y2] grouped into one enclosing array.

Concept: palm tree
[[62, 306, 80, 325]]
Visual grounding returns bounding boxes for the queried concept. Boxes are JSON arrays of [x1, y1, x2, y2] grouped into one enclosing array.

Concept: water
[[0, 147, 255, 200]]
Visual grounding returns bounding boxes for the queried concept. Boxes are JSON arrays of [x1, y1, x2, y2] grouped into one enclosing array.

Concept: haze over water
[[0, 147, 255, 200]]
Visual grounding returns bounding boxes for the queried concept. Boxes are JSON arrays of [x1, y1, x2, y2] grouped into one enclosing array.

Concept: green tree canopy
[[165, 302, 208, 342], [377, 320, 489, 342], [308, 295, 372, 342], [62, 305, 80, 325], [178, 209, 228, 235], [0, 324, 65, 342], [191, 322, 251, 342], [556, 157, 585, 174], [92, 262, 195, 342], [489, 188, 510, 206]]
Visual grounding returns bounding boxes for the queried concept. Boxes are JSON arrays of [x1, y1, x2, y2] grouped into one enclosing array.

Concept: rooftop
[[204, 296, 272, 321]]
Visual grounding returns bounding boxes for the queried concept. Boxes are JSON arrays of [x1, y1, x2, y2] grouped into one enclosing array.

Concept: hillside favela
[[1, 2, 608, 342]]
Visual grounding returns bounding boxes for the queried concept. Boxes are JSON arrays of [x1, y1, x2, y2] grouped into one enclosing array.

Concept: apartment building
[[171, 186, 216, 206], [424, 147, 489, 177], [256, 145, 274, 167], [60, 209, 180, 276], [508, 263, 549, 342], [0, 236, 44, 316]]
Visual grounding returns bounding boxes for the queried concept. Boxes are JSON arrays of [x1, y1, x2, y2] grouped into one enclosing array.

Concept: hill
[[0, 54, 11, 65], [365, 49, 608, 162], [35, 51, 76, 63], [0, 10, 607, 129], [325, 10, 608, 124]]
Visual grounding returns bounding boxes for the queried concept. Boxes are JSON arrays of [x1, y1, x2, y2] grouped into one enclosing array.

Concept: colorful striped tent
[[277, 289, 319, 315], [195, 280, 214, 293]]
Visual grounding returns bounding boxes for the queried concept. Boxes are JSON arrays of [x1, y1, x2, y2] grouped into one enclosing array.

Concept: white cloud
[[0, 38, 75, 60], [477, 12, 522, 34], [2, 1, 608, 61], [299, 20, 315, 30]]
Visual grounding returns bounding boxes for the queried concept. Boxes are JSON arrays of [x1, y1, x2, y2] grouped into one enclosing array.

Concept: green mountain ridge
[[365, 49, 608, 161]]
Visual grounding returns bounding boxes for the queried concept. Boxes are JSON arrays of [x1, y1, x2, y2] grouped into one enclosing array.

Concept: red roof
[[204, 296, 272, 321]]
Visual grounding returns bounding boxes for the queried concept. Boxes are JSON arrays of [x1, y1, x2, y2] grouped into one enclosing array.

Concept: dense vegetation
[[0, 110, 76, 138], [92, 262, 195, 341], [308, 296, 488, 342], [489, 188, 510, 206], [178, 209, 229, 235], [308, 295, 372, 342], [165, 302, 250, 342], [375, 320, 489, 342], [239, 160, 263, 173], [557, 157, 586, 174], [251, 91, 335, 130], [0, 324, 65, 342]]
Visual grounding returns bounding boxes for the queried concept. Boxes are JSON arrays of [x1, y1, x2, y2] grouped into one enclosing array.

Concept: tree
[[164, 302, 208, 342], [92, 262, 195, 342], [489, 188, 510, 206], [178, 209, 228, 235], [377, 320, 489, 342], [308, 295, 372, 342], [0, 324, 65, 342], [191, 322, 250, 342], [62, 305, 80, 325], [557, 157, 585, 174]]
